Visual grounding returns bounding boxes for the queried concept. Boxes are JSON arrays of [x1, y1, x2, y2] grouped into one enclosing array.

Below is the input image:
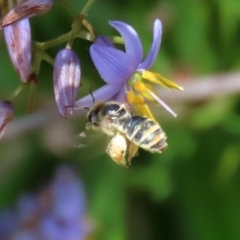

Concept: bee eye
[[88, 111, 96, 122]]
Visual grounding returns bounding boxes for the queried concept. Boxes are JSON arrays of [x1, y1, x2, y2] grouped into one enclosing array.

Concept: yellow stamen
[[144, 83, 153, 91], [134, 95, 145, 104], [126, 91, 135, 104], [135, 102, 156, 121], [142, 70, 184, 91], [127, 91, 156, 121], [134, 81, 145, 92]]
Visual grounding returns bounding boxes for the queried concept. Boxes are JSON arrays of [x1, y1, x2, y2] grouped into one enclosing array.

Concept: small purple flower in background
[[3, 18, 32, 83], [75, 19, 183, 119], [0, 166, 90, 240], [0, 100, 14, 139], [53, 49, 81, 117], [1, 0, 53, 28], [0, 209, 19, 239], [40, 166, 88, 240], [51, 166, 86, 220]]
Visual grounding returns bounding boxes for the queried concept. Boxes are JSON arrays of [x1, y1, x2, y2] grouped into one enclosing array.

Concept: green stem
[[9, 83, 26, 102], [76, 29, 95, 41], [81, 0, 95, 14], [108, 36, 124, 44], [66, 16, 83, 49], [41, 32, 71, 49], [42, 53, 54, 65], [32, 48, 43, 75], [28, 82, 36, 114], [66, 0, 95, 49]]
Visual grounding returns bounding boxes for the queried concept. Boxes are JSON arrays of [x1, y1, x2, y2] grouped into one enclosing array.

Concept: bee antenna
[[89, 87, 95, 104]]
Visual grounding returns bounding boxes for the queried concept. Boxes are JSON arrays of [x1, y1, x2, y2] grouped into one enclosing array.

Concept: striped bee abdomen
[[121, 116, 167, 153]]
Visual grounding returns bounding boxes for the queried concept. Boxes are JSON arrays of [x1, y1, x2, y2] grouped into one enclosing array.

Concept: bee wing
[[73, 130, 111, 160]]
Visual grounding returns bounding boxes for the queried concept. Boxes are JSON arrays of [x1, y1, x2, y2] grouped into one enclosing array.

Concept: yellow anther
[[142, 70, 183, 91], [126, 91, 135, 104], [134, 102, 156, 121], [135, 95, 145, 104], [144, 83, 154, 91], [134, 81, 145, 92]]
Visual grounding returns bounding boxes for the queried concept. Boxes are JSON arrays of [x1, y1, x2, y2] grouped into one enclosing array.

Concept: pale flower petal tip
[[53, 49, 81, 118], [1, 0, 53, 28], [109, 20, 143, 67]]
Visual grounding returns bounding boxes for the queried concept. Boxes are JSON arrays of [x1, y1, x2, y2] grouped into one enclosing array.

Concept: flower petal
[[1, 0, 53, 28], [4, 19, 32, 83], [115, 85, 127, 102], [74, 84, 122, 108], [138, 19, 162, 70], [53, 49, 81, 117], [109, 21, 143, 68], [90, 45, 135, 84], [95, 36, 114, 47]]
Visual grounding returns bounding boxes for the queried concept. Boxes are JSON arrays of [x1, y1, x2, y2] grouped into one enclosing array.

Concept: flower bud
[[3, 18, 32, 83], [0, 101, 14, 139], [1, 0, 53, 28], [53, 49, 81, 117]]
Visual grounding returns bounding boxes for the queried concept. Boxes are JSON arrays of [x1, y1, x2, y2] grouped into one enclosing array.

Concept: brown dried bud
[[53, 49, 81, 118], [3, 18, 32, 83], [1, 0, 53, 28], [0, 101, 14, 139]]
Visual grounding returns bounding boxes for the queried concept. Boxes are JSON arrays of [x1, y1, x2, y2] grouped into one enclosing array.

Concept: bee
[[85, 101, 168, 168]]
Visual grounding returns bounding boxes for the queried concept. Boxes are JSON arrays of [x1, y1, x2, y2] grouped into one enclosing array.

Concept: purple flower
[[0, 101, 14, 139], [0, 209, 19, 239], [17, 194, 40, 222], [75, 19, 183, 119], [0, 166, 89, 240], [53, 49, 81, 117], [1, 0, 53, 28], [40, 216, 87, 240], [3, 19, 32, 83], [40, 166, 88, 240], [51, 166, 86, 220]]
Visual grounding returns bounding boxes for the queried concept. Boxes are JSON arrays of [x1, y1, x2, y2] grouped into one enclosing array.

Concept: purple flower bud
[[3, 19, 32, 83], [53, 49, 81, 117], [0, 101, 14, 139], [1, 0, 53, 28]]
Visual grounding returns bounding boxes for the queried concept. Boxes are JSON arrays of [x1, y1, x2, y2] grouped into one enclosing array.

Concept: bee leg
[[126, 141, 139, 167], [106, 134, 128, 168]]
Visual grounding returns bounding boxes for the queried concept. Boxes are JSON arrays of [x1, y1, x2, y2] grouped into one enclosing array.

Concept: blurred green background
[[1, 0, 240, 239]]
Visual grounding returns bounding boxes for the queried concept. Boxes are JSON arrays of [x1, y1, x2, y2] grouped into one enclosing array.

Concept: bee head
[[86, 101, 106, 130]]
